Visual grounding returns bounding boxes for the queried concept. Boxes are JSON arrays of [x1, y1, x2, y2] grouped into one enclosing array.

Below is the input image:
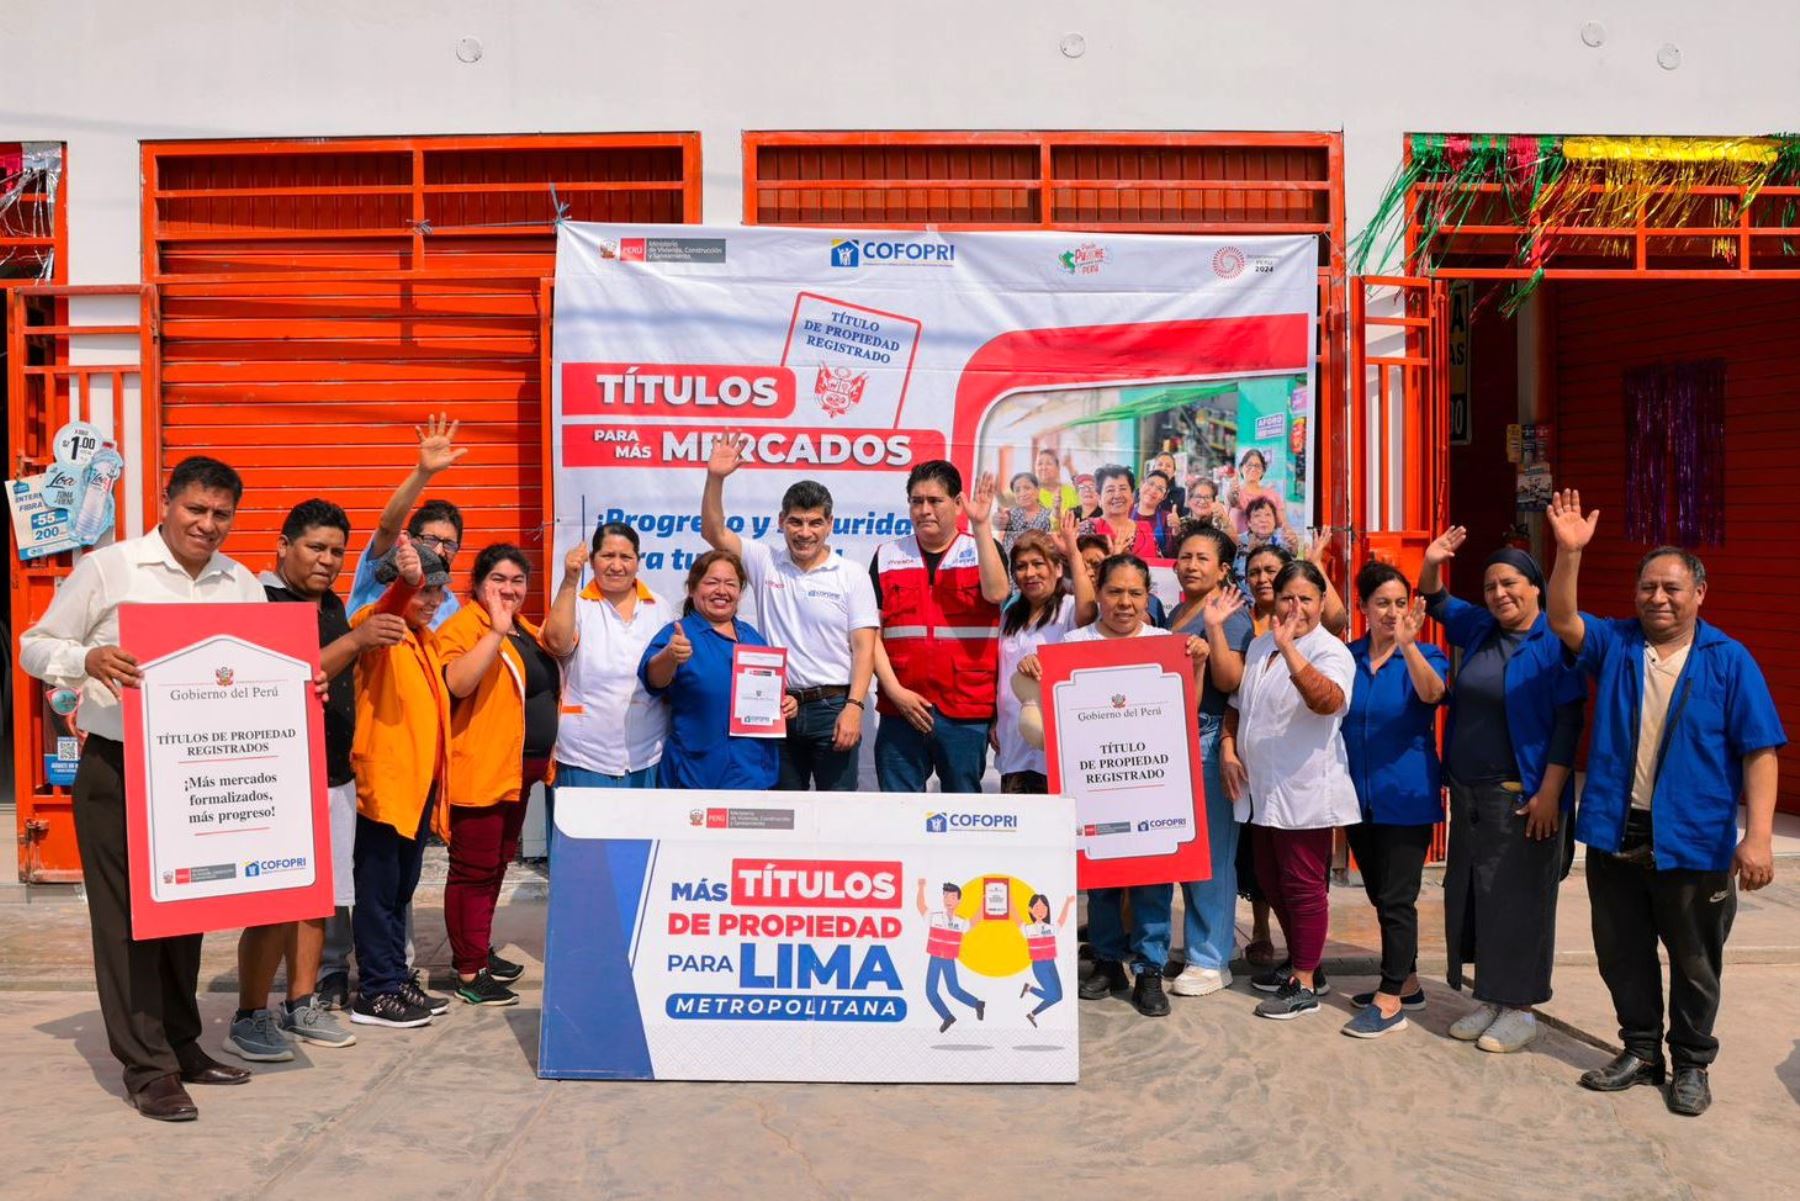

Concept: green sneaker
[[456, 969, 520, 1007]]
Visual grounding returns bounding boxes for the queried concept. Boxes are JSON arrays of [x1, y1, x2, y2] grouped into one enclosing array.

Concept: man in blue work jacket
[[1547, 490, 1784, 1117]]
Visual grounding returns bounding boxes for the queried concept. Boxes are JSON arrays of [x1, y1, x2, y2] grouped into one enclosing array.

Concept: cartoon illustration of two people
[[918, 878, 1076, 1033]]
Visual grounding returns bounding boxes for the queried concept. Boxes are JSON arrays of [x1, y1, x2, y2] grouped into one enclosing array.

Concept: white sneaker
[[1476, 1008, 1539, 1053], [1169, 963, 1232, 997], [1449, 1002, 1503, 1042]]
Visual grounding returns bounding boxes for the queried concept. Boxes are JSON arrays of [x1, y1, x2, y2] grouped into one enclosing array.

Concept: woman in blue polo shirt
[[1420, 526, 1585, 1055], [639, 549, 791, 790], [1340, 563, 1449, 1039]]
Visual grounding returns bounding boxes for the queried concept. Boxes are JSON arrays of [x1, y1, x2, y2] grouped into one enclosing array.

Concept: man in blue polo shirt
[[1546, 490, 1784, 1117]]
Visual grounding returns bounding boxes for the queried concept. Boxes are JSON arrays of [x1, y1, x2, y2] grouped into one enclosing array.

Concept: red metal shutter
[[1554, 279, 1800, 812], [145, 135, 701, 600]]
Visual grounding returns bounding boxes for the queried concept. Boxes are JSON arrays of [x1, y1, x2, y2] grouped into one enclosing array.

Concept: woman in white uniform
[[995, 513, 1093, 794]]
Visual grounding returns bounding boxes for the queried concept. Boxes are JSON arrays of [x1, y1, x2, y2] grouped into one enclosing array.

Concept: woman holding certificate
[[1222, 559, 1359, 1022], [1040, 554, 1207, 1019], [638, 549, 793, 790]]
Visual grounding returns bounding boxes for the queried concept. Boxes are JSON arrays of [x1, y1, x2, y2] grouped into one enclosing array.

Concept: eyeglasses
[[416, 535, 460, 555]]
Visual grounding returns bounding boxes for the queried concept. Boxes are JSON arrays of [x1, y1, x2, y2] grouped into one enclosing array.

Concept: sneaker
[[1170, 963, 1233, 997], [1449, 1002, 1503, 1042], [1254, 977, 1320, 1020], [487, 947, 525, 984], [1341, 1003, 1409, 1039], [403, 972, 452, 1016], [224, 1008, 295, 1062], [281, 998, 358, 1048], [1251, 963, 1329, 996], [457, 970, 521, 1007], [1131, 970, 1171, 1017], [1476, 1008, 1539, 1053], [350, 991, 434, 1029], [1078, 960, 1129, 1000], [1351, 988, 1426, 1011], [314, 970, 351, 1011]]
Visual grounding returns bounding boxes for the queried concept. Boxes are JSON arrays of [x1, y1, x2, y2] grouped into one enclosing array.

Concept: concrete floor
[[3, 872, 1799, 1200]]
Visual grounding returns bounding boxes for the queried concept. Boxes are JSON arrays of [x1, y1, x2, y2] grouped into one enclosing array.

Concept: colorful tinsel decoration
[[1353, 133, 1800, 312]]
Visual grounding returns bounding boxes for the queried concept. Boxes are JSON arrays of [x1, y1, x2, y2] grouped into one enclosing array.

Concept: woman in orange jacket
[[438, 544, 560, 1007], [349, 533, 453, 1030]]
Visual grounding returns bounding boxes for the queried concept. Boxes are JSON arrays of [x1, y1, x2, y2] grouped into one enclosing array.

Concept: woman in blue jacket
[[639, 549, 792, 790], [1419, 527, 1585, 1055], [1341, 562, 1449, 1039]]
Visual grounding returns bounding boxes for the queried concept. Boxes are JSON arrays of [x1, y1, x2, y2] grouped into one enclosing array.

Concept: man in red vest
[[870, 460, 1010, 792]]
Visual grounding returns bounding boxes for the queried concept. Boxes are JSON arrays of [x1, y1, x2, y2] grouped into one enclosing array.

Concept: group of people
[[993, 444, 1300, 564], [19, 407, 1783, 1123]]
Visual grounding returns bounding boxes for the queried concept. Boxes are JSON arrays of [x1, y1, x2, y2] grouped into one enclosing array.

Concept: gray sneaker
[[224, 1008, 295, 1062], [1476, 1007, 1539, 1053], [1449, 1002, 1503, 1042], [280, 998, 358, 1048]]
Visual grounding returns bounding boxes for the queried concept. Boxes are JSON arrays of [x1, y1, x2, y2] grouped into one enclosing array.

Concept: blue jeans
[[874, 713, 991, 793], [777, 696, 861, 791], [1026, 959, 1063, 1017], [1086, 882, 1173, 973], [925, 956, 983, 1022], [1179, 718, 1241, 971]]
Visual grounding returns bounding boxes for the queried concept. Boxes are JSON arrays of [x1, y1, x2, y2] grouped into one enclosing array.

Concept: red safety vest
[[875, 533, 1000, 721], [926, 917, 966, 959], [1024, 923, 1058, 962]]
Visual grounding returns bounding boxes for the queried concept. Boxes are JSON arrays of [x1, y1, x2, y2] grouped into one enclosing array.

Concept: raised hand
[[963, 471, 998, 527], [1058, 507, 1082, 558], [563, 545, 589, 585], [394, 531, 423, 586], [1109, 527, 1136, 557], [668, 624, 693, 665], [1395, 595, 1427, 646], [1424, 525, 1467, 568], [415, 412, 467, 476], [484, 587, 519, 636], [1547, 488, 1600, 552], [1202, 587, 1245, 630], [1271, 607, 1299, 653], [1308, 526, 1334, 566], [707, 431, 750, 479]]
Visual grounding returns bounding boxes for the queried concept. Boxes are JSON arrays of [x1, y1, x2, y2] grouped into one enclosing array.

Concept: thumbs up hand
[[668, 624, 693, 665]]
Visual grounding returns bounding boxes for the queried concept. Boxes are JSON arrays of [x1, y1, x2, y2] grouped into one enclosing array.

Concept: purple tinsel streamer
[[1670, 359, 1726, 545], [1624, 365, 1667, 543]]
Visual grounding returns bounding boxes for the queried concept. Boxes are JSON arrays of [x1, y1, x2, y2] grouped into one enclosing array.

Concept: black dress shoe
[[179, 1051, 252, 1086], [1579, 1050, 1665, 1092], [132, 1074, 198, 1122], [1666, 1066, 1712, 1116], [1078, 960, 1129, 1000]]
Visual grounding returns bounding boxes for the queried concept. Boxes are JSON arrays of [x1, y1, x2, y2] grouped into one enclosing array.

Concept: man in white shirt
[[20, 456, 269, 1121], [701, 432, 878, 790]]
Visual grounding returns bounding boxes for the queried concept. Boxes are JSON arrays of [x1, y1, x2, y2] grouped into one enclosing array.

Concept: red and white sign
[[119, 603, 332, 938], [1037, 635, 1210, 889], [728, 643, 788, 738]]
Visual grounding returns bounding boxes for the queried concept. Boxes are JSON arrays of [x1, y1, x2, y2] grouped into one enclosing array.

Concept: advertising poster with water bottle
[[5, 420, 121, 561]]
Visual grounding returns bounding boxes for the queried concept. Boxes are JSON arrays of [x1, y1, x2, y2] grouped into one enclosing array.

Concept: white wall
[[4, 0, 1796, 284]]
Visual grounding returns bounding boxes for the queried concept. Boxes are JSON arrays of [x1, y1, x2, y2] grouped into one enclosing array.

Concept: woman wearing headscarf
[[1420, 527, 1586, 1054]]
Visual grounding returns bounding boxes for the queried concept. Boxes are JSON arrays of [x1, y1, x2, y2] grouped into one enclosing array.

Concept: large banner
[[539, 790, 1078, 1083], [550, 224, 1318, 604], [119, 603, 333, 939]]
